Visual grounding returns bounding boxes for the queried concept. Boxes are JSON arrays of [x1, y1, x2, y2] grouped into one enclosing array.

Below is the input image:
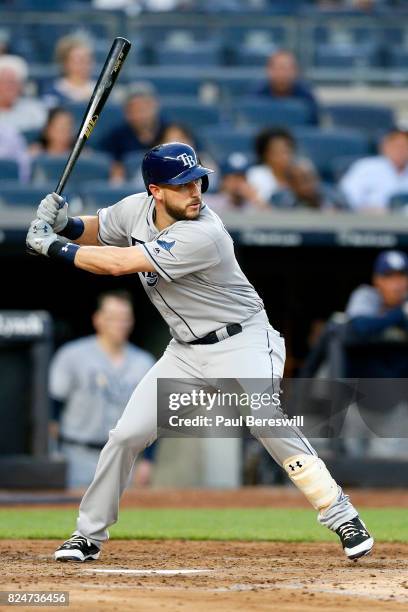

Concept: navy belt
[[189, 323, 242, 345], [59, 435, 105, 451]]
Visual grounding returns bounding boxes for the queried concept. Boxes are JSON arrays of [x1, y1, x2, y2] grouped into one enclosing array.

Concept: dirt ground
[[0, 488, 407, 612], [0, 540, 407, 612]]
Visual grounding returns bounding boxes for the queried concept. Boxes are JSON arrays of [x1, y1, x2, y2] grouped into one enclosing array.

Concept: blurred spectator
[[0, 55, 46, 132], [44, 35, 95, 106], [155, 122, 215, 172], [247, 127, 296, 202], [346, 250, 408, 340], [343, 249, 408, 457], [49, 290, 156, 488], [206, 153, 269, 214], [29, 107, 74, 157], [271, 159, 348, 211], [340, 130, 408, 212], [0, 123, 30, 182], [100, 82, 165, 182], [256, 50, 319, 125]]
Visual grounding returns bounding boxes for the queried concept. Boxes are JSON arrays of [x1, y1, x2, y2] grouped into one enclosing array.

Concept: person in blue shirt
[[99, 82, 166, 182], [346, 250, 408, 339], [255, 50, 319, 125]]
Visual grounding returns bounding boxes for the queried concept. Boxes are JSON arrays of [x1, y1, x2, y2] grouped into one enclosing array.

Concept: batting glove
[[36, 193, 68, 233], [26, 219, 59, 257]]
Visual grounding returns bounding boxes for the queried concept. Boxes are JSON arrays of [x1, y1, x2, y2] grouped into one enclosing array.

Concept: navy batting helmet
[[142, 142, 214, 194]]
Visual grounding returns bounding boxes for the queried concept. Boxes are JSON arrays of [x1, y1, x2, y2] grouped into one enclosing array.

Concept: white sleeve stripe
[[97, 208, 109, 245]]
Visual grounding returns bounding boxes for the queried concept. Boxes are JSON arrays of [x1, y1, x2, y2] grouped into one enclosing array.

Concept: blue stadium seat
[[325, 104, 395, 133], [329, 155, 365, 182], [232, 47, 275, 67], [161, 101, 221, 129], [215, 76, 264, 99], [123, 152, 146, 184], [221, 25, 287, 48], [389, 193, 408, 212], [32, 153, 111, 185], [294, 128, 371, 181], [141, 77, 203, 97], [63, 103, 125, 147], [80, 182, 140, 212], [154, 43, 223, 68], [231, 98, 313, 128], [0, 182, 74, 208], [389, 49, 408, 69], [201, 127, 256, 163], [314, 44, 380, 69], [21, 129, 41, 146], [0, 160, 19, 181]]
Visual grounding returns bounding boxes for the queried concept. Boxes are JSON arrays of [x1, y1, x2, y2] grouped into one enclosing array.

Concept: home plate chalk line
[[82, 568, 214, 575]]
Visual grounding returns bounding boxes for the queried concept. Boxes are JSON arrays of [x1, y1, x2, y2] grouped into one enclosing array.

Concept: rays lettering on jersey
[[132, 236, 159, 287]]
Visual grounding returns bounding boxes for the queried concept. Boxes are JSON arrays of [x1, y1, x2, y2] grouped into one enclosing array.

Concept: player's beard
[[163, 195, 202, 221]]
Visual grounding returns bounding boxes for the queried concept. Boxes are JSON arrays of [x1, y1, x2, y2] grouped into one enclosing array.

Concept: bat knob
[[54, 194, 66, 210]]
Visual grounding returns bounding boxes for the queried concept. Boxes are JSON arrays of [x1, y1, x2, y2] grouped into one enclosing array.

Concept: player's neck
[[153, 203, 176, 232]]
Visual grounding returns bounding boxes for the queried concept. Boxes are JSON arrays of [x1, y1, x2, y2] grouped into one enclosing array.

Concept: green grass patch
[[0, 508, 405, 542]]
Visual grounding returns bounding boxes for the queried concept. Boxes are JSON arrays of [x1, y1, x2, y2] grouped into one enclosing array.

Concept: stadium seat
[[325, 104, 395, 134], [232, 47, 276, 67], [0, 160, 20, 181], [80, 182, 140, 212], [142, 76, 203, 97], [389, 49, 408, 69], [329, 155, 365, 182], [0, 182, 74, 208], [154, 43, 223, 68], [314, 44, 380, 69], [389, 193, 408, 212], [64, 103, 125, 146], [31, 153, 111, 185], [231, 98, 313, 128], [294, 128, 371, 181], [123, 152, 146, 184], [21, 130, 41, 146], [161, 101, 221, 129], [201, 127, 256, 163]]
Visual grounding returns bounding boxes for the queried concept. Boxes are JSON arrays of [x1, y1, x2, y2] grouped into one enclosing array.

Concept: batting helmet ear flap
[[201, 174, 209, 193]]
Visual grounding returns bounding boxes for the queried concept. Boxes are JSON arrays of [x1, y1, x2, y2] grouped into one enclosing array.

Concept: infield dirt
[[0, 488, 407, 611], [0, 540, 407, 611]]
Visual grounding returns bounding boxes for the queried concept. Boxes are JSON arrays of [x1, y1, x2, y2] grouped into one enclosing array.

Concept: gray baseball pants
[[74, 310, 357, 546]]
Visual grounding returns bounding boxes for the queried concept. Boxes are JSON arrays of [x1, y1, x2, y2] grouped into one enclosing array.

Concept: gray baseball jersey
[[98, 193, 264, 342], [49, 336, 155, 442]]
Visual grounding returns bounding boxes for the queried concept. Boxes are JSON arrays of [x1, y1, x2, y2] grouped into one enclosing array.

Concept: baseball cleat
[[336, 516, 374, 561], [54, 534, 101, 562]]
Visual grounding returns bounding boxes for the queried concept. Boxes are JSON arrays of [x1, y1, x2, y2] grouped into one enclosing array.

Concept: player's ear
[[149, 184, 161, 199]]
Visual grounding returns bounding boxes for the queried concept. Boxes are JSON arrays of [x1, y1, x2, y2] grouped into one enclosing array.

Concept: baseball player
[[26, 142, 374, 562], [49, 289, 156, 488]]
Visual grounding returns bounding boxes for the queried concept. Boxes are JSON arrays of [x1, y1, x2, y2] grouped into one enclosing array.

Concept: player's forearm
[[73, 216, 100, 246], [74, 245, 154, 276], [56, 215, 99, 245]]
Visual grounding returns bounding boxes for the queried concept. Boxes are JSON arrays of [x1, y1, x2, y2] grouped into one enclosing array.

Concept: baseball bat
[[54, 36, 131, 196]]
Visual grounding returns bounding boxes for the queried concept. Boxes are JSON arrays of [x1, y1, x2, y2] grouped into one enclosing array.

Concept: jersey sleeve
[[49, 345, 76, 401], [97, 199, 130, 247], [142, 224, 221, 282]]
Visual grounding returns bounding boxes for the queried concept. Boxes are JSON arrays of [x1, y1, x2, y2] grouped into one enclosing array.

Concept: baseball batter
[[26, 142, 374, 562]]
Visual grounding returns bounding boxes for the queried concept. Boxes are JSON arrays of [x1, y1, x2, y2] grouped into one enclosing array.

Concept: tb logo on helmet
[[177, 153, 196, 169]]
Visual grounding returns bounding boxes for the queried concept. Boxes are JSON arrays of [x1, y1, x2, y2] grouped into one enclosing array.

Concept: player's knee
[[283, 454, 339, 512]]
